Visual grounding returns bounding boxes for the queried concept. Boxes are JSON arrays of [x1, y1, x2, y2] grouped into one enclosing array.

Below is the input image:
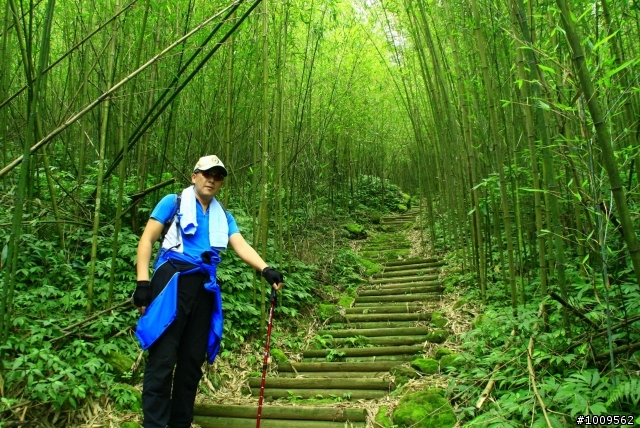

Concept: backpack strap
[[159, 194, 181, 244], [154, 194, 181, 266]]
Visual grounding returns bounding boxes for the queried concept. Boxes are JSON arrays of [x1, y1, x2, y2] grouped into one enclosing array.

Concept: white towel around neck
[[179, 186, 229, 249]]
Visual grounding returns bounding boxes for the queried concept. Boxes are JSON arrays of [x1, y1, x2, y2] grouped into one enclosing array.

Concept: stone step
[[344, 305, 427, 314], [193, 404, 367, 422], [251, 388, 388, 400], [278, 361, 402, 372], [195, 417, 366, 428], [318, 326, 430, 338], [370, 275, 439, 284], [332, 312, 431, 323], [384, 258, 439, 267], [372, 267, 440, 278], [248, 377, 391, 390], [354, 293, 442, 304], [303, 345, 424, 359], [381, 261, 444, 272], [358, 286, 443, 297]]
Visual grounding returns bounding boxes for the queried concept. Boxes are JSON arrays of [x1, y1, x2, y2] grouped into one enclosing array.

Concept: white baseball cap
[[193, 155, 228, 176]]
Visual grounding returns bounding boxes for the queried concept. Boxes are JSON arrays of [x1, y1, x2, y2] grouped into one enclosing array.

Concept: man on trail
[[132, 154, 284, 428]]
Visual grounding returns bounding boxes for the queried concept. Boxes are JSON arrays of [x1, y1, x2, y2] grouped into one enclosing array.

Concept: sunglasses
[[199, 170, 225, 181]]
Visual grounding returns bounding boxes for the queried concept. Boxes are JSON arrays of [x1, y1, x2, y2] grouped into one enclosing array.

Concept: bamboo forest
[[1, 0, 640, 426]]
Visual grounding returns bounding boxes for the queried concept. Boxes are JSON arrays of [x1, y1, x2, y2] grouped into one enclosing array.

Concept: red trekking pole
[[256, 287, 277, 428]]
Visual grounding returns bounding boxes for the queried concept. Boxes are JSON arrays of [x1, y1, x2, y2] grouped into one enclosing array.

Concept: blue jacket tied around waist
[[135, 250, 223, 363]]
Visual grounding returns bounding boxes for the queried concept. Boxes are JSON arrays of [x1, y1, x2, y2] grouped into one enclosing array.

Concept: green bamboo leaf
[[537, 64, 556, 74], [592, 30, 619, 52], [597, 58, 638, 85]]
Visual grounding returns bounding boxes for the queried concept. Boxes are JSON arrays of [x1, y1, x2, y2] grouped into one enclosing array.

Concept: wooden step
[[353, 300, 440, 307], [384, 258, 439, 267], [278, 371, 385, 378], [363, 281, 442, 290], [344, 305, 427, 314], [327, 321, 419, 329], [195, 416, 366, 428], [381, 261, 445, 272], [334, 313, 430, 323], [193, 404, 367, 422], [372, 267, 440, 278], [358, 286, 443, 296], [304, 354, 417, 363], [278, 361, 402, 372], [303, 345, 423, 359], [354, 294, 442, 304], [251, 388, 388, 400], [318, 326, 430, 338], [326, 335, 428, 347], [248, 377, 391, 390], [370, 275, 439, 284]]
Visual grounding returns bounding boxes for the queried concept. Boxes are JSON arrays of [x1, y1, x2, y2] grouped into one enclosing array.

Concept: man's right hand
[[133, 280, 152, 315]]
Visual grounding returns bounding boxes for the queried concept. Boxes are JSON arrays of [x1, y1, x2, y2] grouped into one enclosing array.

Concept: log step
[[384, 258, 439, 266], [353, 300, 441, 307], [326, 321, 419, 329], [193, 404, 367, 422], [303, 345, 423, 359], [354, 293, 443, 304], [325, 335, 429, 347], [278, 361, 403, 372], [372, 267, 440, 278], [278, 371, 386, 378], [248, 377, 391, 390], [344, 305, 427, 314], [370, 275, 439, 284], [303, 354, 417, 363], [358, 286, 443, 296], [251, 388, 388, 400], [362, 281, 442, 291], [318, 326, 430, 338], [195, 416, 365, 428], [333, 312, 430, 323], [381, 261, 445, 272]]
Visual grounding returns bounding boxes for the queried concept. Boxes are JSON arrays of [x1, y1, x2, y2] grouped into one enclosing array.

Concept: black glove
[[132, 280, 152, 307], [261, 267, 284, 286]]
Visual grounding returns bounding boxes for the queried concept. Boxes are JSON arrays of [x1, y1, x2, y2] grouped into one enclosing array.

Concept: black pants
[[142, 261, 214, 428]]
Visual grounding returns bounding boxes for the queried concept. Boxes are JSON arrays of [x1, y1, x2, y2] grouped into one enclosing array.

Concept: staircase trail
[[194, 209, 446, 427]]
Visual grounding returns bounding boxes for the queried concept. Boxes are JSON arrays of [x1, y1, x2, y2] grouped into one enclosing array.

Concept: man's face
[[191, 168, 224, 201]]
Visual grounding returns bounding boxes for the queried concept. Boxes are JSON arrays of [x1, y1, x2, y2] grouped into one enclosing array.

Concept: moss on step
[[430, 311, 448, 328], [440, 353, 464, 373], [111, 384, 142, 412], [120, 423, 141, 428], [392, 388, 456, 428], [452, 297, 468, 310], [271, 348, 288, 363], [434, 347, 452, 360], [345, 222, 367, 239], [411, 358, 439, 375], [426, 329, 449, 344], [337, 295, 355, 308], [397, 204, 408, 213], [318, 304, 340, 320], [361, 259, 382, 276], [390, 365, 421, 386], [103, 350, 135, 381], [375, 406, 392, 428]]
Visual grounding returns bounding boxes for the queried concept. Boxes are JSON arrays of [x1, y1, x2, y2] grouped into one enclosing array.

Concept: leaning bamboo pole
[[555, 0, 640, 289]]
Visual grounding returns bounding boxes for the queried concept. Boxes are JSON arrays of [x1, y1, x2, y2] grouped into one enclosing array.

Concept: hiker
[[132, 154, 284, 428]]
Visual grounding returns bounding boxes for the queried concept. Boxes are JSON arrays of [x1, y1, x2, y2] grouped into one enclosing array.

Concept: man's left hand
[[262, 267, 284, 290]]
